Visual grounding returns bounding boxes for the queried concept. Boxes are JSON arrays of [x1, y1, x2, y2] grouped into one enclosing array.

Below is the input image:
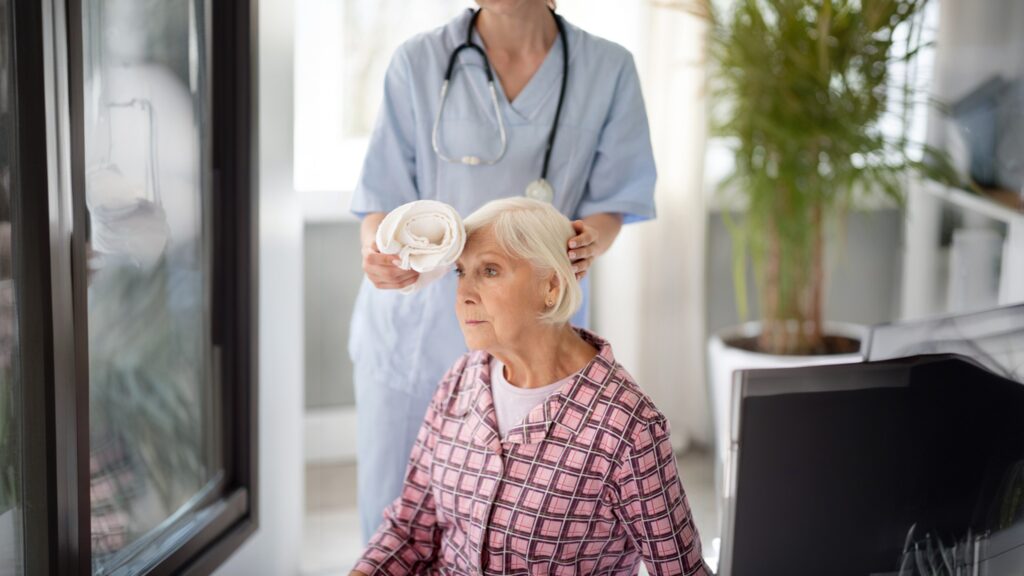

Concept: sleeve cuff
[[576, 200, 657, 225], [350, 198, 396, 220], [350, 186, 414, 219]]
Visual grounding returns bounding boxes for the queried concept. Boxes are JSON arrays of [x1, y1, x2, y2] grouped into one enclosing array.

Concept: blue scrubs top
[[349, 9, 657, 397]]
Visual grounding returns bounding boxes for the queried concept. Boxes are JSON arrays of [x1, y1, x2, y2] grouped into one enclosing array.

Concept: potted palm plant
[[675, 0, 958, 471]]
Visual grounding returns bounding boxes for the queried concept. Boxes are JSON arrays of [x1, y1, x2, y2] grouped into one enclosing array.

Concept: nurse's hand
[[568, 214, 625, 280], [361, 211, 420, 290], [568, 220, 599, 280], [362, 242, 420, 290]]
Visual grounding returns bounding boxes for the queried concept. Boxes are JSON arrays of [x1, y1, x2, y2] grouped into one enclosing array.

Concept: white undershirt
[[491, 359, 571, 437]]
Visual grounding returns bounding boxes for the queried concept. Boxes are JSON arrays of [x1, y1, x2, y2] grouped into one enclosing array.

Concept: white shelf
[[901, 178, 1024, 320], [922, 183, 1024, 226]]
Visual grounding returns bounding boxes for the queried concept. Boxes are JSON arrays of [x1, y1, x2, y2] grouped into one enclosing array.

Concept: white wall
[[933, 0, 1024, 104], [592, 4, 714, 451], [214, 0, 304, 573], [928, 0, 1024, 151]]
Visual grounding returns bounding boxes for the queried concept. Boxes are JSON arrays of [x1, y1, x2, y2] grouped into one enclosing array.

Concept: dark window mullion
[[211, 0, 259, 505], [11, 0, 58, 571], [14, 0, 91, 573]]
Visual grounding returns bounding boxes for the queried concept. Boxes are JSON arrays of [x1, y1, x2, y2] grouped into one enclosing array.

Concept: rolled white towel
[[87, 168, 170, 271], [375, 200, 466, 294]]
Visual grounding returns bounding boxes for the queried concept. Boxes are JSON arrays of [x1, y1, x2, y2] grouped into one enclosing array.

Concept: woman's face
[[455, 228, 553, 353]]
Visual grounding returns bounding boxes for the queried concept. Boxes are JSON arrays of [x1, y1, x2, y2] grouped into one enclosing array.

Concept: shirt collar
[[445, 328, 619, 447]]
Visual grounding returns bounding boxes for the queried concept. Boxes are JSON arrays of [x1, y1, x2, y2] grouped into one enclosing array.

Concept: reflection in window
[[82, 0, 214, 572], [0, 0, 20, 572]]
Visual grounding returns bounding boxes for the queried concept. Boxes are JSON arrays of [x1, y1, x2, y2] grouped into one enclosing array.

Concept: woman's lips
[[464, 320, 488, 325]]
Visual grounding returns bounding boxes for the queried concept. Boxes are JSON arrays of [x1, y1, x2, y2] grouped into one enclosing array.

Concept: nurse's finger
[[394, 274, 420, 289], [367, 266, 418, 284], [568, 221, 596, 248], [372, 272, 419, 290], [364, 262, 414, 281], [364, 251, 405, 269], [381, 275, 420, 290], [567, 245, 594, 262], [572, 257, 592, 279]]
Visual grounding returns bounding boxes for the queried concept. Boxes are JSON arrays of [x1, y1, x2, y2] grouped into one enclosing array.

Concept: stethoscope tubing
[[432, 8, 568, 180]]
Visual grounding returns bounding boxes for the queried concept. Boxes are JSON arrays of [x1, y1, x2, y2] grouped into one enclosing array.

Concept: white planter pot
[[707, 322, 866, 476]]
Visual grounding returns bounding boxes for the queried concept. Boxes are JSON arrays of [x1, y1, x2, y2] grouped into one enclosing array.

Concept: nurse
[[350, 0, 656, 541]]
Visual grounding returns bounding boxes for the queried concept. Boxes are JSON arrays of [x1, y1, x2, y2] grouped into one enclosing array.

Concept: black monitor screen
[[723, 355, 1024, 576]]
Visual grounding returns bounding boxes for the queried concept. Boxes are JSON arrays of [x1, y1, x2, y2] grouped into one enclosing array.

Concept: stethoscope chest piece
[[525, 179, 555, 204]]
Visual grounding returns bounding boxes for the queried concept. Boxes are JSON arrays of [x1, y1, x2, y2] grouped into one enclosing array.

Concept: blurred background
[[1, 0, 1021, 574]]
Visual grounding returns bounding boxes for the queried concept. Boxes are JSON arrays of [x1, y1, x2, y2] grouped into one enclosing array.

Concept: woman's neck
[[493, 325, 598, 389], [475, 3, 557, 55]]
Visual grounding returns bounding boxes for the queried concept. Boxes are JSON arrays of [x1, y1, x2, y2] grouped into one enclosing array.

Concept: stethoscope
[[431, 8, 569, 204]]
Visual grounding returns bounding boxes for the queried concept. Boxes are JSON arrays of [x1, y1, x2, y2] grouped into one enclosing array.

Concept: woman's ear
[[544, 271, 560, 308]]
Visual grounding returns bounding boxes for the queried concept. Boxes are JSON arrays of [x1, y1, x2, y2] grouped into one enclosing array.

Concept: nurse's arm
[[360, 212, 387, 249], [360, 211, 420, 290], [568, 212, 624, 279]]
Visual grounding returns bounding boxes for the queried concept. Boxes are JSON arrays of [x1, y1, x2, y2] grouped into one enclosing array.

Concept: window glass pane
[[81, 0, 214, 572], [0, 0, 22, 572]]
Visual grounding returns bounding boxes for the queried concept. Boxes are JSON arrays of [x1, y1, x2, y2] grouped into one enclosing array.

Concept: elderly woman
[[353, 198, 708, 575]]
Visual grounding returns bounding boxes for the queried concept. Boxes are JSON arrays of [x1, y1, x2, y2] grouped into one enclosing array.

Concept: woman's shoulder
[[605, 363, 667, 426], [569, 358, 671, 453], [433, 349, 491, 403]]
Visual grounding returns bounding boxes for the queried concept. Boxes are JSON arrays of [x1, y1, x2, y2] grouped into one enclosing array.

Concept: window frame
[[13, 0, 260, 573]]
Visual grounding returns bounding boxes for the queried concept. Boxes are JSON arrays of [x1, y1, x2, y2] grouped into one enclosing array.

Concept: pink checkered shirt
[[355, 330, 709, 575]]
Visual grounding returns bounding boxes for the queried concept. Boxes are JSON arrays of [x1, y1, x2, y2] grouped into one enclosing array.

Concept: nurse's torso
[[350, 10, 628, 396]]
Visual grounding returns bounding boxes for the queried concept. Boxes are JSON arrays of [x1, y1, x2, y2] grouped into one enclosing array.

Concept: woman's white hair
[[463, 198, 581, 324]]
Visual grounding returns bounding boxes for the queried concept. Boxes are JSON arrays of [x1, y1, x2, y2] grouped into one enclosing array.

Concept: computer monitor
[[719, 354, 1024, 576], [863, 303, 1024, 384]]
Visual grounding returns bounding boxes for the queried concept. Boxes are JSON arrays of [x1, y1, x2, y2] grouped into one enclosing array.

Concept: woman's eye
[[483, 267, 498, 277], [454, 267, 464, 278]]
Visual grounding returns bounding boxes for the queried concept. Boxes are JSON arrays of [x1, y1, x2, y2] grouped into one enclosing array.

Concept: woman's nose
[[456, 276, 478, 304]]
